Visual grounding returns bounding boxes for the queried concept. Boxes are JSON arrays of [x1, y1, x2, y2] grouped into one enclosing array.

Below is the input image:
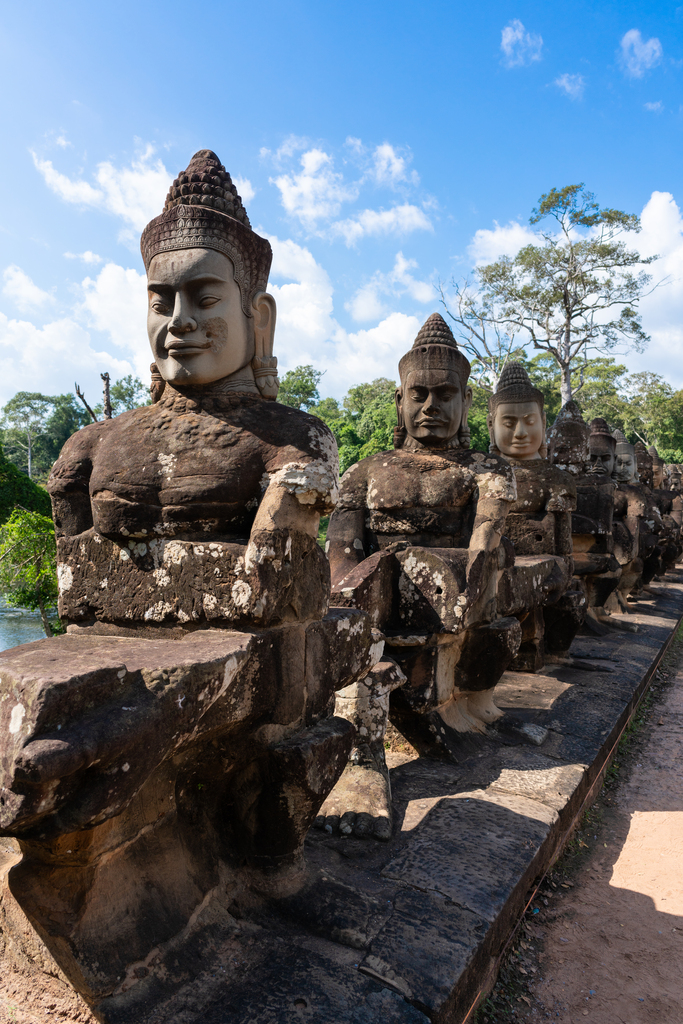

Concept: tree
[[0, 446, 52, 524], [277, 365, 325, 410], [453, 184, 658, 405], [0, 392, 55, 478], [0, 509, 59, 637], [93, 374, 151, 417], [440, 281, 522, 391]]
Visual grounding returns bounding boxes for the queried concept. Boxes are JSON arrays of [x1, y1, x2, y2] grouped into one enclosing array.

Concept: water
[[0, 598, 47, 651]]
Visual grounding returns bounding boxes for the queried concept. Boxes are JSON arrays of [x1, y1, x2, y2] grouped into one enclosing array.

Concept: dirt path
[[477, 634, 683, 1024]]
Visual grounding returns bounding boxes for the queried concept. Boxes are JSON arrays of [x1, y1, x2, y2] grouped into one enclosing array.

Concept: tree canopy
[[0, 509, 58, 636], [443, 183, 658, 404], [277, 365, 325, 410]]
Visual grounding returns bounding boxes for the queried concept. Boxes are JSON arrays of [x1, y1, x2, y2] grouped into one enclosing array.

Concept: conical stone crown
[[398, 312, 470, 383], [162, 150, 251, 226], [489, 361, 544, 414], [496, 362, 533, 391], [412, 312, 459, 349], [588, 417, 616, 454]]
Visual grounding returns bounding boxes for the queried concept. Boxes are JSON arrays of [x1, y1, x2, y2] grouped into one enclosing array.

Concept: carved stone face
[[614, 453, 637, 483], [652, 462, 665, 488], [398, 368, 469, 445], [587, 448, 616, 477], [488, 400, 545, 461], [147, 248, 254, 386]]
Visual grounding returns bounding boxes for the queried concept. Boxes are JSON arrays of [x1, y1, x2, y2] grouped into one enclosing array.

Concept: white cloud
[[468, 220, 539, 265], [2, 266, 53, 313], [644, 100, 664, 113], [79, 263, 150, 379], [626, 191, 683, 389], [331, 314, 422, 391], [371, 143, 419, 188], [260, 135, 310, 166], [272, 148, 358, 229], [267, 235, 336, 351], [346, 252, 435, 322], [32, 145, 171, 232], [64, 251, 103, 264], [233, 176, 255, 204], [0, 313, 130, 406], [331, 204, 433, 246], [347, 282, 388, 322], [500, 19, 543, 68], [55, 134, 71, 149], [345, 136, 364, 155], [619, 29, 662, 78], [265, 235, 424, 394], [554, 73, 585, 100]]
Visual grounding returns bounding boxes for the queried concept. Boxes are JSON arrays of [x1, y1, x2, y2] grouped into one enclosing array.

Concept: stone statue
[[608, 429, 647, 609], [0, 151, 380, 1017], [632, 441, 667, 589], [547, 400, 589, 476], [486, 365, 584, 668], [317, 316, 564, 840], [647, 446, 683, 572]]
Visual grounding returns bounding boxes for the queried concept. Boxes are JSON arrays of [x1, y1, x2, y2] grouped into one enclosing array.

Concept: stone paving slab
[[4, 572, 683, 1024]]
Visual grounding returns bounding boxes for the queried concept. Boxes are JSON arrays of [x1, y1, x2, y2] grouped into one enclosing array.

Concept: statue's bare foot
[[313, 742, 392, 841]]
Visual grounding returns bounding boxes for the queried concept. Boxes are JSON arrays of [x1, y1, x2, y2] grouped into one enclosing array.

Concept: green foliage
[[0, 391, 54, 479], [1, 376, 151, 485], [94, 374, 151, 417], [277, 365, 325, 410], [0, 509, 58, 637], [309, 374, 398, 474], [473, 183, 656, 402], [0, 446, 51, 524]]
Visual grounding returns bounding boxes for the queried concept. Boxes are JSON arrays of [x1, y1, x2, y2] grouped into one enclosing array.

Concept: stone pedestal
[[0, 611, 380, 1015]]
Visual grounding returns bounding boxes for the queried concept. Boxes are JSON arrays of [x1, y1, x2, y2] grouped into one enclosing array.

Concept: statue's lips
[[165, 341, 212, 355]]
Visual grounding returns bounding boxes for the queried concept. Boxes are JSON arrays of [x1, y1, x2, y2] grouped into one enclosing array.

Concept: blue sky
[[1, 0, 682, 406]]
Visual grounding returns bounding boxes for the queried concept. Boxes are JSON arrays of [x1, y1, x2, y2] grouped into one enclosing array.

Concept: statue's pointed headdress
[[547, 400, 589, 470], [588, 417, 616, 454], [398, 313, 471, 382], [395, 313, 471, 449], [140, 150, 272, 318]]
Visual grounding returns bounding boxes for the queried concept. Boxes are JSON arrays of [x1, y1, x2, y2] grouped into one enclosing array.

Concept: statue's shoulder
[[462, 449, 515, 478], [251, 404, 338, 469], [49, 418, 115, 484], [335, 448, 395, 506], [459, 450, 517, 502], [529, 459, 578, 495]]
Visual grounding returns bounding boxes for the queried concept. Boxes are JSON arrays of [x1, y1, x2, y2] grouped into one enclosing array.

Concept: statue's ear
[[394, 387, 407, 449], [251, 292, 279, 400], [458, 384, 473, 449], [540, 410, 548, 460], [395, 387, 404, 425], [252, 292, 277, 359]]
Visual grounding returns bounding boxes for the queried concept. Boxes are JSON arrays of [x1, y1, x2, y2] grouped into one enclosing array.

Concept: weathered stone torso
[[48, 390, 338, 628], [50, 391, 336, 542], [502, 459, 576, 560], [336, 446, 516, 552]]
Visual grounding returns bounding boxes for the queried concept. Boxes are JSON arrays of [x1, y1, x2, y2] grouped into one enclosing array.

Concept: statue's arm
[[324, 461, 369, 588], [47, 427, 96, 537], [465, 464, 517, 614]]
